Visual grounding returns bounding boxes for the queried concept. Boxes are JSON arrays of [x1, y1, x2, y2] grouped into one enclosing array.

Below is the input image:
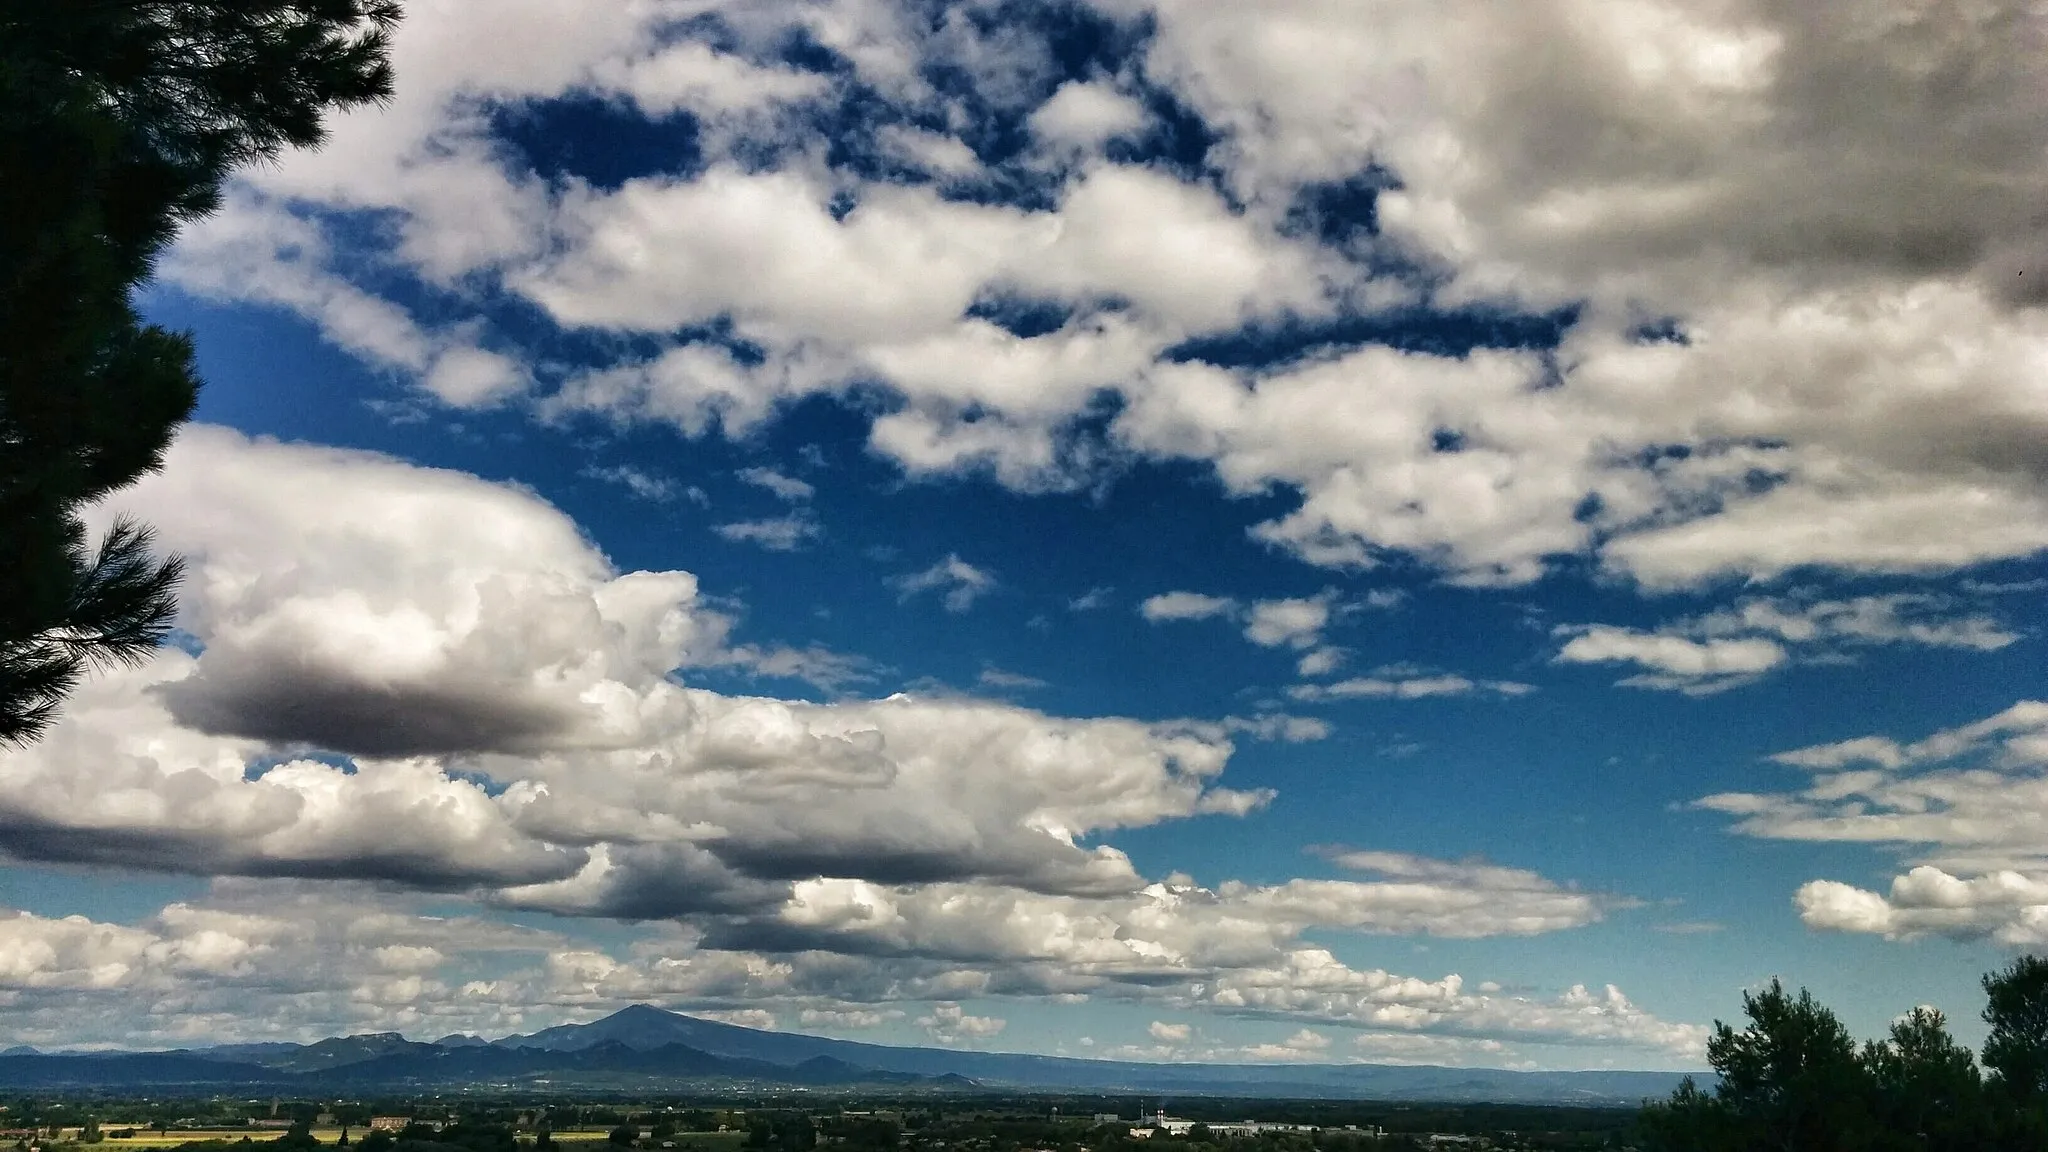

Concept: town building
[[1135, 1114, 1331, 1138]]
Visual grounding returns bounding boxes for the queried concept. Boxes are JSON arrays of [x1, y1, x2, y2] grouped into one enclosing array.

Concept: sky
[[3, 0, 2047, 1074]]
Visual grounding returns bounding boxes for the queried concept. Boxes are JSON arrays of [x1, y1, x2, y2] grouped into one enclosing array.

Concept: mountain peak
[[604, 1004, 682, 1022], [265, 1031, 436, 1074]]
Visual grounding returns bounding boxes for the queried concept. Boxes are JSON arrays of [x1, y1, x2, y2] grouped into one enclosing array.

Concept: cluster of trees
[[1, 0, 401, 741], [742, 1113, 816, 1152], [598, 1113, 733, 1149], [1639, 955, 2048, 1150], [814, 1117, 901, 1152], [349, 1121, 521, 1152]]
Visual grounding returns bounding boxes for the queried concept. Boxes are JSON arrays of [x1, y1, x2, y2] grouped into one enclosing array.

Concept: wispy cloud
[[720, 643, 880, 695], [1140, 591, 1237, 621], [1068, 586, 1114, 612], [1291, 667, 1534, 702], [1557, 593, 2018, 693], [583, 463, 680, 503], [738, 466, 815, 502], [892, 554, 997, 613], [978, 666, 1048, 691], [715, 512, 821, 551]]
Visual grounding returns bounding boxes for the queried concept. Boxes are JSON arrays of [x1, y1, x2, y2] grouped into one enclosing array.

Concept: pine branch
[[0, 517, 181, 744], [60, 514, 183, 668], [0, 639, 84, 745]]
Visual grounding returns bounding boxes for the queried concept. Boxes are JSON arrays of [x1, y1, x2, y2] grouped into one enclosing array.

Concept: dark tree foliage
[[815, 1117, 897, 1152], [1643, 961, 2048, 1151], [1983, 954, 2048, 1143], [1863, 1007, 1988, 1151], [0, 0, 400, 743], [1636, 1075, 1728, 1152], [1705, 979, 1875, 1150], [395, 1122, 518, 1152], [744, 1114, 814, 1152]]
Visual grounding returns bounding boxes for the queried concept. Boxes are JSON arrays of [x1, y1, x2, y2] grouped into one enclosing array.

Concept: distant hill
[[497, 1004, 738, 1054], [304, 1039, 945, 1089], [0, 1052, 286, 1088], [0, 1028, 957, 1093], [492, 1005, 1685, 1103], [262, 1033, 442, 1073], [193, 1042, 303, 1063], [0, 1004, 1692, 1104]]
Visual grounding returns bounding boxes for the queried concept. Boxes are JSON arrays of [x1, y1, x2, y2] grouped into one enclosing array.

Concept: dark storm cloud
[[156, 655, 582, 757], [0, 813, 586, 890], [492, 842, 789, 920], [704, 826, 1145, 898]]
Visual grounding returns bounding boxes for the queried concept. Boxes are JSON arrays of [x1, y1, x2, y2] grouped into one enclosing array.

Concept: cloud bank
[[0, 428, 1700, 1062], [152, 0, 2048, 591]]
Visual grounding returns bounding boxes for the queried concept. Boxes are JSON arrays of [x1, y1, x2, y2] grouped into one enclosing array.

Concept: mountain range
[[0, 1004, 1687, 1104]]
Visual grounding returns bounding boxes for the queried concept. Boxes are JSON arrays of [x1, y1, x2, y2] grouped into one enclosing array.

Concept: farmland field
[[90, 1130, 749, 1149]]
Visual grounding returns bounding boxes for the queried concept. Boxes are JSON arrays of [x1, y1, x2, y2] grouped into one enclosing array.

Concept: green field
[[98, 1133, 345, 1147], [90, 1130, 748, 1149]]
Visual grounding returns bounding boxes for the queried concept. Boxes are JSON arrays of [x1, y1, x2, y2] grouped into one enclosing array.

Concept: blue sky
[[4, 0, 2047, 1072]]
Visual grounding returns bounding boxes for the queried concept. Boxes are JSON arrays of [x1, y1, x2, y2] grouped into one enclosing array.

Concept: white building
[[1141, 1114, 1325, 1138]]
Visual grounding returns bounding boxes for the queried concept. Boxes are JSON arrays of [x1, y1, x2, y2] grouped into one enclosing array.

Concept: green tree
[[745, 1116, 812, 1152], [1861, 1006, 1988, 1151], [1983, 954, 2048, 1145], [1710, 980, 1876, 1150], [1637, 1076, 1730, 1152], [0, 0, 401, 743], [608, 1125, 639, 1147], [1640, 979, 1875, 1151]]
